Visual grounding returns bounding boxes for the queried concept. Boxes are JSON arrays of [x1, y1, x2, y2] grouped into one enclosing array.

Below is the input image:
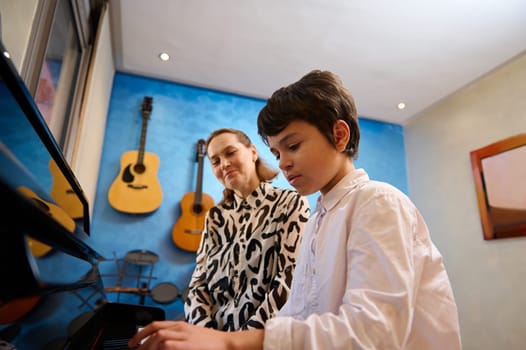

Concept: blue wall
[[5, 72, 407, 349], [91, 72, 408, 316]]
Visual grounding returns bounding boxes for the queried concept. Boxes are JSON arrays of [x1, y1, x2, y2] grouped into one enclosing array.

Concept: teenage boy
[[129, 70, 462, 350]]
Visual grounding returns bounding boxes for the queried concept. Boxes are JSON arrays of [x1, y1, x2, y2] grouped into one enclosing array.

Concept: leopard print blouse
[[184, 182, 310, 330]]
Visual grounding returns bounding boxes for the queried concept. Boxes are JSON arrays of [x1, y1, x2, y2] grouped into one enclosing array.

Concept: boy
[[129, 70, 462, 349]]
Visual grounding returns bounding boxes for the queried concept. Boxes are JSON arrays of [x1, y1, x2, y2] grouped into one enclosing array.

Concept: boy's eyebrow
[[269, 133, 297, 153]]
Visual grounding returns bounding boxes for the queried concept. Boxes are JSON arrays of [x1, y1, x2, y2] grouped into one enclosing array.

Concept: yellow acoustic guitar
[[18, 186, 76, 258], [49, 159, 84, 219], [108, 96, 163, 214], [172, 139, 215, 252]]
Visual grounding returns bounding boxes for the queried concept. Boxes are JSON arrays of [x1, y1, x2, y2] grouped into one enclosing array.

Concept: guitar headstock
[[142, 96, 153, 118], [196, 139, 206, 161]]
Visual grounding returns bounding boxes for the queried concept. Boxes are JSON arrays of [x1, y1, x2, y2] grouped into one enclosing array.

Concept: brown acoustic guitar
[[108, 96, 163, 214], [172, 139, 215, 252], [0, 295, 40, 325]]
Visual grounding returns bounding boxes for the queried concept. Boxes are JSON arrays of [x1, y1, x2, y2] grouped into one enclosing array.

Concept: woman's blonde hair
[[206, 128, 278, 204]]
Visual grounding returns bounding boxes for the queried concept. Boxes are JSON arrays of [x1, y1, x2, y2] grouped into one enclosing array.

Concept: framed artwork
[[470, 133, 526, 240]]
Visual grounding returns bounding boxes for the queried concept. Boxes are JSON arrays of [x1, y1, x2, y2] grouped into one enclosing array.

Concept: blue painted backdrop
[[91, 72, 407, 316], [6, 72, 407, 349]]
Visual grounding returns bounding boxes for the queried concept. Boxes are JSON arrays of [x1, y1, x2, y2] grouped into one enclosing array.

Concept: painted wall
[[405, 52, 526, 350], [70, 3, 115, 219]]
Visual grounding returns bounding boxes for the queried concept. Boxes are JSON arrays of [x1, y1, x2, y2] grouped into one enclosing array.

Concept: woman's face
[[207, 132, 260, 198]]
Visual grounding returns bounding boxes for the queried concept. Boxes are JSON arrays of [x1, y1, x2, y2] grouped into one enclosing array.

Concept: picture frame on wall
[[470, 133, 526, 240]]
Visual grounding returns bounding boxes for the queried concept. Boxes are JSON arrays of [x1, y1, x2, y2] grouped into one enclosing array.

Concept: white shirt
[[264, 168, 462, 349]]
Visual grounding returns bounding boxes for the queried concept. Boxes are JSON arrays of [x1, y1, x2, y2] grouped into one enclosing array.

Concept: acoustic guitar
[[172, 139, 215, 252], [108, 96, 163, 214], [18, 186, 76, 258], [0, 186, 77, 324], [49, 159, 84, 219], [0, 295, 40, 325]]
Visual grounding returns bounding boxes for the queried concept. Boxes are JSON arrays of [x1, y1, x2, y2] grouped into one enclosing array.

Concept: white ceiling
[[109, 0, 526, 125]]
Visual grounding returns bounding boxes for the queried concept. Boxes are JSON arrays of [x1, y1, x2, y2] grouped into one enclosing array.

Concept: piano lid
[[0, 142, 104, 303]]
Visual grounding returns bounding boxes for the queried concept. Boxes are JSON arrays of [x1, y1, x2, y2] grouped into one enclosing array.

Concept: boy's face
[[267, 120, 350, 195]]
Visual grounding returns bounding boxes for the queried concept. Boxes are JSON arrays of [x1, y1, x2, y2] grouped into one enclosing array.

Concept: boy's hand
[[128, 320, 263, 350]]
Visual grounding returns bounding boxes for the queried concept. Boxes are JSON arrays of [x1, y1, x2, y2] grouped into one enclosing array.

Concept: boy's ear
[[333, 120, 350, 152]]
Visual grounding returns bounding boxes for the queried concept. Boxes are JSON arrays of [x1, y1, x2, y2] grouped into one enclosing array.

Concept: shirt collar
[[315, 168, 369, 213]]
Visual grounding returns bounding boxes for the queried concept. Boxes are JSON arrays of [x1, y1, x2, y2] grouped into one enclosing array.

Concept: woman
[[184, 128, 310, 331]]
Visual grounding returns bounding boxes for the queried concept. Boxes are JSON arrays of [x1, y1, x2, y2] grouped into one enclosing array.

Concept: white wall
[[71, 3, 115, 218], [405, 52, 526, 350], [0, 0, 37, 70]]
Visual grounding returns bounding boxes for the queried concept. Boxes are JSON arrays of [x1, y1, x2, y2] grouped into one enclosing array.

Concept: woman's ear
[[251, 144, 258, 162], [333, 120, 350, 152]]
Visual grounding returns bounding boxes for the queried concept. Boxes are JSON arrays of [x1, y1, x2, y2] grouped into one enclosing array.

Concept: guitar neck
[[194, 153, 204, 205], [137, 96, 153, 164], [192, 139, 207, 214], [137, 112, 150, 164]]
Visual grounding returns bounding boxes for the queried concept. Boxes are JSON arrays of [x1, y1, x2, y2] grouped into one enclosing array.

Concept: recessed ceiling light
[[159, 52, 170, 61], [397, 102, 406, 110], [3, 51, 11, 59]]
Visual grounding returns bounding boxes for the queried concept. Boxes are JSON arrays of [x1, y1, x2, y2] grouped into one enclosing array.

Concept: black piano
[[0, 39, 165, 349]]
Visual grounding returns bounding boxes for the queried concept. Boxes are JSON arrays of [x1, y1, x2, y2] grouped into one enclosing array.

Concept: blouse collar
[[232, 181, 271, 211]]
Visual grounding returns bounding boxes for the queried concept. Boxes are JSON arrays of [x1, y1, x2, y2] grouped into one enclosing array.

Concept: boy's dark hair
[[257, 70, 360, 159]]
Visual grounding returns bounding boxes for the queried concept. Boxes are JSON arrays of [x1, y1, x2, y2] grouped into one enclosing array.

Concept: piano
[[0, 38, 165, 349]]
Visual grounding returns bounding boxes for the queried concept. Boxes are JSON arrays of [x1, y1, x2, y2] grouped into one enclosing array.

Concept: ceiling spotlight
[[159, 52, 170, 61], [3, 51, 11, 59], [397, 102, 406, 110]]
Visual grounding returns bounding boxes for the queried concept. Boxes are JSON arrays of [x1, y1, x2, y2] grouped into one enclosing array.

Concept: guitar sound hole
[[192, 204, 203, 214], [122, 164, 135, 183], [134, 163, 146, 174], [32, 197, 50, 212]]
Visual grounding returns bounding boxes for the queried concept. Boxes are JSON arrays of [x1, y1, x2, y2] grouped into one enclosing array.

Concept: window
[[35, 0, 83, 147], [21, 0, 103, 158]]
